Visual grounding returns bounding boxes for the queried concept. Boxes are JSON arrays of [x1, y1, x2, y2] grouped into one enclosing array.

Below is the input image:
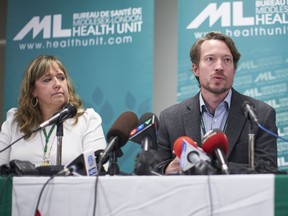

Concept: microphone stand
[[134, 138, 151, 175], [107, 148, 122, 175], [56, 122, 63, 165], [141, 137, 152, 152], [134, 136, 160, 175], [248, 120, 255, 170]]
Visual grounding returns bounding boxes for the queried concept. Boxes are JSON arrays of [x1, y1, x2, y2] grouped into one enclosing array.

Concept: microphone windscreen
[[202, 129, 228, 155], [241, 101, 252, 116], [241, 100, 259, 124], [241, 100, 253, 112], [139, 112, 159, 130], [106, 111, 138, 147], [173, 136, 197, 158], [65, 104, 77, 118]]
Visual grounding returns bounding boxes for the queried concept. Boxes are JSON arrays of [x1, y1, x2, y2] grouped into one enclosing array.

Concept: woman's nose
[[53, 77, 61, 87]]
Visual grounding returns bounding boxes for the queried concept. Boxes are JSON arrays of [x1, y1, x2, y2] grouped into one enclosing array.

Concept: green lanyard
[[200, 114, 228, 135], [42, 124, 56, 154]]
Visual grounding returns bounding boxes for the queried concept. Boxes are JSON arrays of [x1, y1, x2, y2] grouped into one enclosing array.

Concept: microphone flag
[[64, 148, 98, 176]]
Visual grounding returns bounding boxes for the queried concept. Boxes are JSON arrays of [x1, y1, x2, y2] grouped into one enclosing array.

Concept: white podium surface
[[12, 174, 274, 216]]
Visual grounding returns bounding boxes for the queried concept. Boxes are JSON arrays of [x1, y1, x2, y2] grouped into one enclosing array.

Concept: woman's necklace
[[41, 124, 56, 166]]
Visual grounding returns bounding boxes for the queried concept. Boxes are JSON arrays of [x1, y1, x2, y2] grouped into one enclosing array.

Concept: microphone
[[39, 104, 77, 128], [99, 111, 138, 165], [173, 136, 197, 159], [56, 149, 107, 176], [202, 129, 230, 175], [173, 136, 211, 173], [129, 112, 159, 150], [58, 148, 98, 176], [242, 101, 259, 124], [242, 101, 258, 169], [131, 113, 160, 175]]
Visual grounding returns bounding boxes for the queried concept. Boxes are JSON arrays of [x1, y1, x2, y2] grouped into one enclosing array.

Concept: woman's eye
[[43, 78, 51, 82]]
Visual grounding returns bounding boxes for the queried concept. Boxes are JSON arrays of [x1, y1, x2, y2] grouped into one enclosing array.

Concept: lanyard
[[42, 124, 56, 154], [200, 114, 228, 135]]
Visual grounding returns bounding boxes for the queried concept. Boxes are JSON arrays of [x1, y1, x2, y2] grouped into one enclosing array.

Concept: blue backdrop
[[4, 0, 154, 173], [178, 0, 288, 170]]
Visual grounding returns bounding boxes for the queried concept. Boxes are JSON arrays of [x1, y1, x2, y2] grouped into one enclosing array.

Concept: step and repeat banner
[[178, 0, 288, 170], [4, 0, 154, 173]]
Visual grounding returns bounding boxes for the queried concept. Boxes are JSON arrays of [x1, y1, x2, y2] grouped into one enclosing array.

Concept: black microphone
[[202, 129, 230, 175], [129, 112, 159, 150], [242, 101, 259, 124], [39, 104, 77, 128], [99, 111, 138, 165]]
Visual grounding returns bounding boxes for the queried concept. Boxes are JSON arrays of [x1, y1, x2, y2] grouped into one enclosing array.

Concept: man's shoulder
[[232, 89, 274, 111], [160, 96, 198, 115]]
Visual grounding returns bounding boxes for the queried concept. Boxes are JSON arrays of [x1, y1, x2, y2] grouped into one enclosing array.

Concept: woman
[[0, 55, 107, 168]]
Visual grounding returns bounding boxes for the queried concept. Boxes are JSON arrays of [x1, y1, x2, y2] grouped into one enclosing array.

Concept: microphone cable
[[33, 165, 69, 216], [207, 175, 214, 216], [92, 166, 101, 216], [34, 175, 55, 216], [257, 123, 288, 142], [0, 128, 41, 153]]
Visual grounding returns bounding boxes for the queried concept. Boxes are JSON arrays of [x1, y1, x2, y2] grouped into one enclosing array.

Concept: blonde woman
[[0, 55, 106, 168]]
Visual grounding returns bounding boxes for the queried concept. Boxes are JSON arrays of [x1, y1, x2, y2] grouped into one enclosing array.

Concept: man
[[155, 32, 278, 175]]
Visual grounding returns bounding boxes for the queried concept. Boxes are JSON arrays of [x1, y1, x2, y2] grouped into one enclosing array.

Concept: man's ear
[[192, 64, 199, 76]]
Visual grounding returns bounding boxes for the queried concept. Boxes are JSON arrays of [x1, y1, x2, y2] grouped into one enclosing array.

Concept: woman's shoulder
[[82, 108, 101, 117], [1, 108, 18, 130], [78, 108, 103, 123], [6, 108, 18, 120]]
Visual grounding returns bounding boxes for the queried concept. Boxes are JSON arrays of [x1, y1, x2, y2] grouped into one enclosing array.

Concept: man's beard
[[202, 83, 230, 95]]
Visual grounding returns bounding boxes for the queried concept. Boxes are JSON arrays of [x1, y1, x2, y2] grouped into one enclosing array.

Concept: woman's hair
[[15, 55, 84, 137], [190, 32, 241, 84]]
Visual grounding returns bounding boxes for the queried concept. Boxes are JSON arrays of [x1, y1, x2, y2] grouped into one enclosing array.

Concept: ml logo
[[187, 1, 254, 29], [14, 14, 71, 41]]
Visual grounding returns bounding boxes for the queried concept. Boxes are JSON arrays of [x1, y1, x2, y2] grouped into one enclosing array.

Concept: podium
[[1, 174, 288, 216]]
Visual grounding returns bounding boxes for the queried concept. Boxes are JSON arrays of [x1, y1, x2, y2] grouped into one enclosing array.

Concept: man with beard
[[154, 32, 278, 175]]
